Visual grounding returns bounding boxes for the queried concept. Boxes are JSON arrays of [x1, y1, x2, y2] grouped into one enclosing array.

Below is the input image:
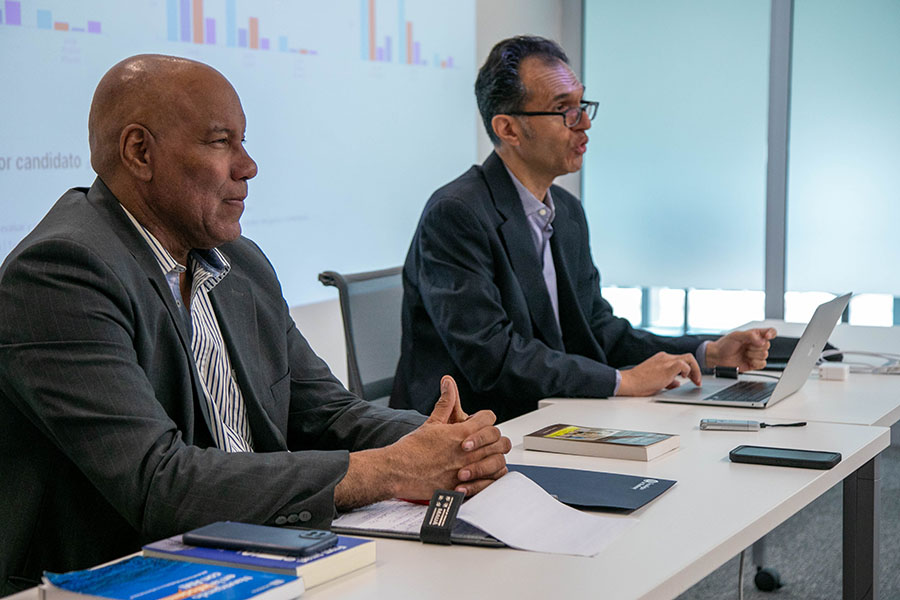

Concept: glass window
[[582, 0, 770, 295], [786, 0, 900, 298], [847, 294, 894, 327], [601, 286, 643, 327], [784, 291, 837, 324], [651, 288, 687, 335], [688, 289, 764, 332]]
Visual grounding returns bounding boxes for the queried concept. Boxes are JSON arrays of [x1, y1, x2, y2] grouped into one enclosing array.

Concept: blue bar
[[1, 9, 4, 24], [359, 0, 367, 60], [398, 0, 405, 64], [238, 27, 247, 47], [226, 0, 236, 47], [37, 9, 51, 29], [179, 0, 189, 42], [385, 35, 391, 62], [166, 0, 177, 41], [278, 35, 287, 52]]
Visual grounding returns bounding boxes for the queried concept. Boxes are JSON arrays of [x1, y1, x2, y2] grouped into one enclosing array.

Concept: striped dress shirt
[[121, 206, 254, 452]]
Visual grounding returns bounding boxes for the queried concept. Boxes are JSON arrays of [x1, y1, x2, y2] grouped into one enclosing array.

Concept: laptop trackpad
[[656, 377, 731, 399]]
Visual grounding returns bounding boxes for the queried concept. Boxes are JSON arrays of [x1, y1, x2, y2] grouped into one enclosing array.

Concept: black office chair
[[318, 267, 403, 406]]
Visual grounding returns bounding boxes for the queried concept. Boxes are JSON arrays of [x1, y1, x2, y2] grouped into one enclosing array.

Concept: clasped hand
[[335, 375, 511, 509], [389, 375, 511, 498]]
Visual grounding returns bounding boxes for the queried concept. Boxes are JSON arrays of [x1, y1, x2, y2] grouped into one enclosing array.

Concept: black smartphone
[[729, 445, 841, 469], [182, 521, 338, 556]]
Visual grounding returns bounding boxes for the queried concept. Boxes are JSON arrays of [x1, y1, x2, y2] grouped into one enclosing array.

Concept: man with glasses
[[392, 36, 774, 422]]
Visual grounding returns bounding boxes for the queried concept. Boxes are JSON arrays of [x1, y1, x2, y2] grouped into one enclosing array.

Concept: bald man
[[0, 55, 510, 593]]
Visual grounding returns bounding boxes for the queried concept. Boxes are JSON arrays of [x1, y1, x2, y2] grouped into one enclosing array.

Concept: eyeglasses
[[507, 100, 598, 128]]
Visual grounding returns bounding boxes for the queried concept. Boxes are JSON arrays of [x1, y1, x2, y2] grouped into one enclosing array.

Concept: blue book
[[143, 534, 374, 589], [42, 556, 303, 600]]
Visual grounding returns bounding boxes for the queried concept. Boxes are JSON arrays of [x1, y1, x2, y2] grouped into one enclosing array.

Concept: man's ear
[[491, 114, 521, 147], [120, 124, 153, 182]]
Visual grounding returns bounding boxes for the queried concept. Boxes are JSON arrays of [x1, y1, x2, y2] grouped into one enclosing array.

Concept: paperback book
[[523, 423, 679, 461], [143, 534, 374, 589], [41, 555, 303, 600]]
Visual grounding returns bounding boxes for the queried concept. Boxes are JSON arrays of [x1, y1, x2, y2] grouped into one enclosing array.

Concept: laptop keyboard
[[705, 381, 778, 403]]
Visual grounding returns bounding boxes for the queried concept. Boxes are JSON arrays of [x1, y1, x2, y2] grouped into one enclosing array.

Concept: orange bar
[[368, 0, 375, 61], [406, 22, 412, 64], [249, 17, 258, 49], [53, 21, 68, 30], [192, 0, 203, 43], [441, 60, 446, 68]]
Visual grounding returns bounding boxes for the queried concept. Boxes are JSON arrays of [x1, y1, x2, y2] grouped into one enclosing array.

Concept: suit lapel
[[86, 179, 213, 437], [208, 269, 287, 451], [549, 197, 606, 361], [483, 153, 564, 350]]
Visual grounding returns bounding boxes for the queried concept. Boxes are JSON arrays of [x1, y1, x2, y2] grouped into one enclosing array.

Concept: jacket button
[[274, 516, 287, 525], [298, 511, 312, 522], [287, 513, 299, 523]]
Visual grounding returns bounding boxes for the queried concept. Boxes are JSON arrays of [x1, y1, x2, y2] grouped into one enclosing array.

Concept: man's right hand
[[335, 376, 511, 510], [616, 351, 702, 397]]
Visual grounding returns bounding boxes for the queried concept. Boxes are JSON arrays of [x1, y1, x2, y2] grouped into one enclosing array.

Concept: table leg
[[843, 455, 881, 600]]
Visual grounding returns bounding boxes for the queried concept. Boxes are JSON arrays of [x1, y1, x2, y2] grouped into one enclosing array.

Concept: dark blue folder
[[508, 464, 676, 512]]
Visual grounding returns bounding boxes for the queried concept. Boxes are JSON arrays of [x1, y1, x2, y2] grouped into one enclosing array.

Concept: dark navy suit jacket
[[391, 152, 700, 422]]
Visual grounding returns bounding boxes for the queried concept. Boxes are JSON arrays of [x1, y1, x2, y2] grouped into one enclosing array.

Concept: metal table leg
[[843, 455, 881, 600]]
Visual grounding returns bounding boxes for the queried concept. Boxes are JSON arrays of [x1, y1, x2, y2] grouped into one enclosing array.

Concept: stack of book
[[41, 527, 376, 600], [41, 555, 304, 600], [142, 533, 376, 590]]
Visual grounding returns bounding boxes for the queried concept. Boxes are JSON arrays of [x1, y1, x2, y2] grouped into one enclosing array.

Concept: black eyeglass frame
[[506, 100, 599, 128]]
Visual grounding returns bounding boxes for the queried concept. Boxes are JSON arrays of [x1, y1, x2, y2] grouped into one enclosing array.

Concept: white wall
[[293, 0, 582, 383]]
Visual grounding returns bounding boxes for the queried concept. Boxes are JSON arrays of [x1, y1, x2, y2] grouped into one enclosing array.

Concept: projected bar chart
[[1, 1, 101, 33], [166, 0, 317, 55], [360, 0, 454, 67]]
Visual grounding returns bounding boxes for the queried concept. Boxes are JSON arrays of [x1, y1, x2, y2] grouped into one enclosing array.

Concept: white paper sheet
[[333, 499, 427, 534], [457, 471, 637, 557]]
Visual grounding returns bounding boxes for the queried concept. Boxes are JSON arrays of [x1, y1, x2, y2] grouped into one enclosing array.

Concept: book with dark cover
[[41, 555, 303, 600], [523, 423, 680, 461], [508, 464, 676, 511], [143, 534, 374, 589]]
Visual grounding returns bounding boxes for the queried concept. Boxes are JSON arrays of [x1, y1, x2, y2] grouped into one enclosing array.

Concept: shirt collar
[[119, 204, 230, 285], [504, 165, 556, 223]]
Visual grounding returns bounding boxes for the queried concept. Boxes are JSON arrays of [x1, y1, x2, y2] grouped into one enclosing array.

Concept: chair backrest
[[318, 267, 403, 405]]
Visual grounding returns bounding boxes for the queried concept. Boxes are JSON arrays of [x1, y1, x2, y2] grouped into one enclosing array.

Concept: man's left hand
[[706, 328, 777, 372]]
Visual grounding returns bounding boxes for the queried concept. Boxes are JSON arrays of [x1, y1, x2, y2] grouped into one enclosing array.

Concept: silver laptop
[[654, 293, 851, 409]]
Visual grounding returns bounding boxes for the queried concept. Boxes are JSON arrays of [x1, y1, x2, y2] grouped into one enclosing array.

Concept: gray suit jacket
[[0, 179, 424, 593]]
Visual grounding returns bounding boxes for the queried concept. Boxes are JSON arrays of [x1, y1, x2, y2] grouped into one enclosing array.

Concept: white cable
[[738, 550, 745, 600], [818, 349, 900, 375], [820, 349, 900, 361]]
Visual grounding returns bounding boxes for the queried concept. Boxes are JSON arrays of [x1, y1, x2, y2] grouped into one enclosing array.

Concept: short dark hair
[[474, 36, 570, 146]]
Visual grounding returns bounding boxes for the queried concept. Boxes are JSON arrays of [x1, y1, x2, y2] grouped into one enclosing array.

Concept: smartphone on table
[[182, 521, 338, 556], [729, 445, 841, 470]]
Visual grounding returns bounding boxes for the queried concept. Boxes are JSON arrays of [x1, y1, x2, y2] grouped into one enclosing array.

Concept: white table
[[9, 400, 886, 600], [299, 401, 887, 600], [539, 321, 900, 598]]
